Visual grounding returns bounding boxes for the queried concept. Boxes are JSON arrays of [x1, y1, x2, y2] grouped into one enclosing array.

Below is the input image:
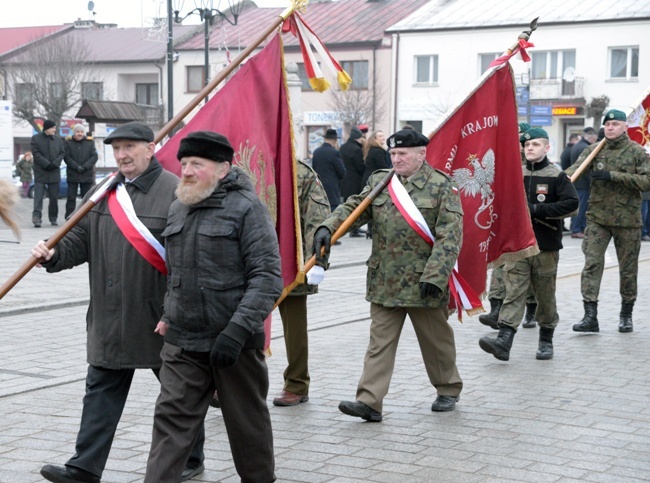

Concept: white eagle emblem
[[452, 149, 497, 229]]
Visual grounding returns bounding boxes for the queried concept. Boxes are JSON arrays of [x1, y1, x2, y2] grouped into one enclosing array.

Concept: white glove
[[306, 265, 325, 285]]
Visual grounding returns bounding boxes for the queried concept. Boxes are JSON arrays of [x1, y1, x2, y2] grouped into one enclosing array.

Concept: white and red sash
[[387, 175, 482, 319], [106, 183, 167, 275]]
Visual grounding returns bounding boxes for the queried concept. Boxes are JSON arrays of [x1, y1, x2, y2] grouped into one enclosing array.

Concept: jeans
[[641, 200, 650, 236], [570, 188, 590, 234]]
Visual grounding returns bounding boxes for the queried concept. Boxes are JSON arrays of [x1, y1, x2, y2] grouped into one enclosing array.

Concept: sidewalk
[[1, 198, 650, 482]]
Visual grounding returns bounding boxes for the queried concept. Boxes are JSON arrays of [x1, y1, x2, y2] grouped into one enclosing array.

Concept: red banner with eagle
[[426, 63, 539, 302], [155, 33, 301, 322], [628, 91, 650, 153]]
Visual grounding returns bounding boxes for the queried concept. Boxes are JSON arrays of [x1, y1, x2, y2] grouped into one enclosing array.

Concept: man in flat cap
[[480, 128, 578, 362], [31, 119, 65, 227], [566, 109, 650, 334], [33, 122, 205, 483], [64, 124, 98, 219], [145, 131, 283, 483], [339, 127, 366, 237], [313, 128, 464, 421], [312, 128, 346, 213]]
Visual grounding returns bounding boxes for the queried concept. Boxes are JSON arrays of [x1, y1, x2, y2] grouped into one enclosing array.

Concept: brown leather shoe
[[273, 390, 308, 406]]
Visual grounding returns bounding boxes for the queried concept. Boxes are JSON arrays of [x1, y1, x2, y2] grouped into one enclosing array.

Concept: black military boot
[[479, 325, 516, 361], [619, 301, 634, 333], [572, 301, 599, 332], [536, 327, 554, 360], [522, 302, 538, 328], [478, 298, 502, 330]]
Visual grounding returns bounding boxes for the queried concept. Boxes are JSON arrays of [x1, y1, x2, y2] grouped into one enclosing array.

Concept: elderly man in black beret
[[145, 131, 283, 483], [34, 122, 206, 483], [313, 129, 464, 422]]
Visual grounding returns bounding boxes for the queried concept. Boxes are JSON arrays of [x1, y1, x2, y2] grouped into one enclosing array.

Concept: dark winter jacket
[[43, 157, 179, 369], [524, 157, 579, 252], [569, 138, 592, 190], [161, 166, 283, 353], [362, 145, 390, 186], [312, 143, 345, 209], [339, 138, 365, 199], [64, 136, 98, 183], [31, 131, 65, 183]]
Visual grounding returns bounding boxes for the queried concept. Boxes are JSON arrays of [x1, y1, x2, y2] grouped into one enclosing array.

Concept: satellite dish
[[88, 1, 94, 11], [563, 66, 576, 83]]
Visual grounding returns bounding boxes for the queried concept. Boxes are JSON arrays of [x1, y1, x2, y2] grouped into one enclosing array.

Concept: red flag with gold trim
[[156, 33, 301, 348], [426, 63, 539, 309], [628, 91, 650, 153]]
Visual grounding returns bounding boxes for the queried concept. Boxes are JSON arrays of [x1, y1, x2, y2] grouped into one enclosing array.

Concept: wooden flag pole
[[0, 1, 307, 302]]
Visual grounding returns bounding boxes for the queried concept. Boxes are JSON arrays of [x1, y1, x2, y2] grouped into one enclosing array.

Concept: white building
[[389, 0, 650, 160]]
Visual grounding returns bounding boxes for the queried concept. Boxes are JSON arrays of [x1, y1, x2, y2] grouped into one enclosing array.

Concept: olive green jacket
[[320, 162, 463, 308], [565, 133, 650, 227]]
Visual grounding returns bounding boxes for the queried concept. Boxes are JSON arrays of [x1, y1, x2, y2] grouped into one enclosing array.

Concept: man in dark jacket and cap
[[145, 131, 283, 483], [64, 124, 98, 218], [312, 128, 345, 212], [339, 126, 365, 237], [568, 127, 598, 238], [31, 119, 65, 227], [33, 122, 205, 483]]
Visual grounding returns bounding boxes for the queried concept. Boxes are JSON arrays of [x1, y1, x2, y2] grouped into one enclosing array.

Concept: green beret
[[387, 129, 429, 149], [518, 122, 531, 134], [520, 127, 549, 146], [603, 109, 627, 123]]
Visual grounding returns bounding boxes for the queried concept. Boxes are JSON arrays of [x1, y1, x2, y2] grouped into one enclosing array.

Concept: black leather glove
[[210, 323, 249, 369], [77, 166, 85, 173], [419, 282, 442, 299], [313, 227, 332, 268], [591, 170, 611, 181]]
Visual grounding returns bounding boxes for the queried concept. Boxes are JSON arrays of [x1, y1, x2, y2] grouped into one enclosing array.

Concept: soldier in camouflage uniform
[[272, 160, 331, 406], [479, 122, 538, 330], [566, 109, 650, 333], [479, 128, 578, 361], [313, 129, 463, 422]]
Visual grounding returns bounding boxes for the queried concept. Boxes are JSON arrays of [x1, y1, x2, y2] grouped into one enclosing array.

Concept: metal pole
[[166, 0, 174, 121], [204, 12, 210, 103]]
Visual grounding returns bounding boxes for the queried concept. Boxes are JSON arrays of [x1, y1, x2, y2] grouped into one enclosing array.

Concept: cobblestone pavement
[[0, 197, 649, 482]]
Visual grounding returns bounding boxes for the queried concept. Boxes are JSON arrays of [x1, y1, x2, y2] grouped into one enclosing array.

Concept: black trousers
[[32, 182, 59, 223], [65, 181, 94, 218], [145, 343, 275, 483], [65, 365, 205, 478]]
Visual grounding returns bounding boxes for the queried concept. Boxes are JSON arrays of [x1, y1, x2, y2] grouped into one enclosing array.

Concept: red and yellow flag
[[628, 91, 650, 152], [426, 63, 539, 306]]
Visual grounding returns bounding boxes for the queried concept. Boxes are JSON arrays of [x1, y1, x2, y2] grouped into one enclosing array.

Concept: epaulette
[[433, 167, 453, 181]]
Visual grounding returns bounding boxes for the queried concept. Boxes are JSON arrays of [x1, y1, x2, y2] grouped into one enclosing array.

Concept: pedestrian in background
[[568, 127, 598, 238], [313, 129, 463, 422], [31, 119, 65, 227], [64, 124, 98, 218], [273, 160, 331, 407], [34, 122, 205, 483], [15, 151, 33, 198], [567, 110, 650, 334], [339, 127, 365, 237]]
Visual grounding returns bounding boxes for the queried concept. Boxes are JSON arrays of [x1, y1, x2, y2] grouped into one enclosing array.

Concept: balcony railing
[[529, 77, 584, 100]]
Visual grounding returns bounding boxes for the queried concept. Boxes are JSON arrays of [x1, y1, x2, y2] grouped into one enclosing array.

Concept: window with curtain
[[136, 83, 159, 105], [609, 47, 639, 79], [414, 55, 438, 85], [531, 50, 575, 79]]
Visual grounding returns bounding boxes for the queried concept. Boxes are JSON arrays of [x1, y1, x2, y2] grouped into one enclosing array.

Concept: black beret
[[177, 131, 234, 163], [43, 119, 56, 131], [387, 129, 429, 149], [603, 109, 626, 123], [520, 127, 549, 145], [323, 128, 338, 140], [104, 122, 154, 144]]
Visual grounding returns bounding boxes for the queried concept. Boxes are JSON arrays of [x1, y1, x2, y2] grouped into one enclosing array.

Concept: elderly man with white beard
[[145, 131, 283, 483]]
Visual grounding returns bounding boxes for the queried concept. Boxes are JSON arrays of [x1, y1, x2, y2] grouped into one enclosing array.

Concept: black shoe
[[34, 222, 42, 228], [479, 326, 516, 361], [209, 391, 220, 408], [51, 221, 58, 226], [619, 301, 634, 333], [334, 240, 342, 246], [40, 464, 100, 483], [536, 327, 554, 360], [338, 400, 382, 422], [478, 298, 502, 330], [180, 463, 205, 482], [431, 395, 459, 412], [349, 229, 365, 238], [573, 301, 599, 332], [522, 303, 537, 328]]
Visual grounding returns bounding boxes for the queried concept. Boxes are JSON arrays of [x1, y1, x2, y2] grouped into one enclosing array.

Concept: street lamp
[[173, 0, 241, 103]]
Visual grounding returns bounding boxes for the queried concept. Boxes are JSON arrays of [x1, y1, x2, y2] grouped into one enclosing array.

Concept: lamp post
[[173, 1, 240, 103]]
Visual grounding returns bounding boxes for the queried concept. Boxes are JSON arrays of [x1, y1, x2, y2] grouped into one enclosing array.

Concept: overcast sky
[[0, 0, 290, 28]]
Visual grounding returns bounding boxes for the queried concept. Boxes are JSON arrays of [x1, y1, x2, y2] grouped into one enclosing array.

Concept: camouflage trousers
[[487, 265, 536, 303], [498, 251, 560, 331], [581, 221, 641, 303]]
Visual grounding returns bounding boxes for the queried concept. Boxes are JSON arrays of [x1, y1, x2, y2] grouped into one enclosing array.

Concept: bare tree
[[586, 95, 610, 129], [328, 70, 387, 131], [4, 33, 95, 130]]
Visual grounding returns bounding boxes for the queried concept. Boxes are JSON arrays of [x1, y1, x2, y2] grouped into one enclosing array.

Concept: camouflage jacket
[[320, 162, 463, 308], [291, 160, 331, 296], [565, 133, 650, 227]]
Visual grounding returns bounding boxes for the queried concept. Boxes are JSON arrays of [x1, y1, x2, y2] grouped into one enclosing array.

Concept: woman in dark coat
[[362, 130, 389, 187], [361, 131, 388, 238]]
